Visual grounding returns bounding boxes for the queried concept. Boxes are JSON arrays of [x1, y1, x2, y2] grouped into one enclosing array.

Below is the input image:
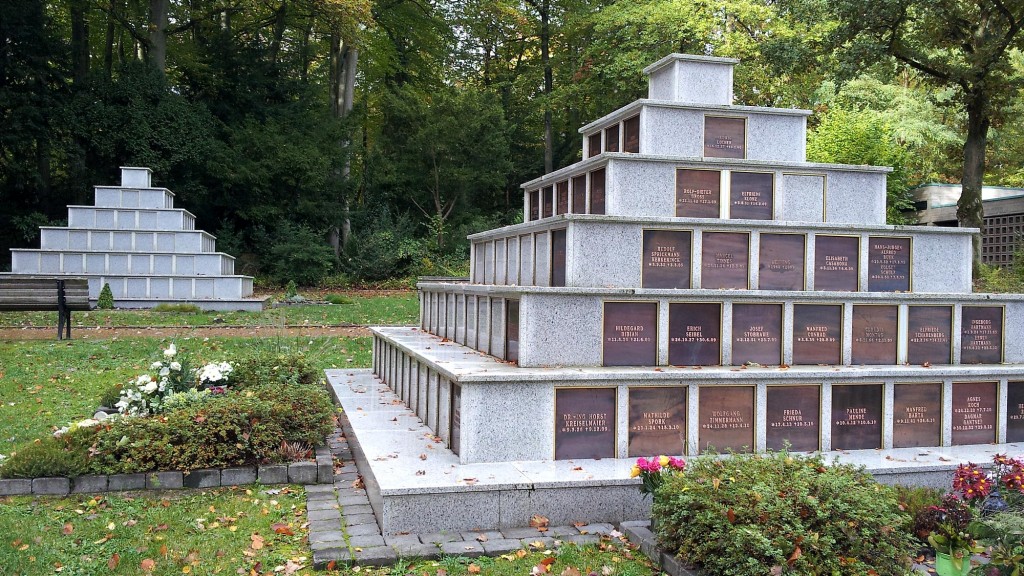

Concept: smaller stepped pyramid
[[7, 167, 264, 311]]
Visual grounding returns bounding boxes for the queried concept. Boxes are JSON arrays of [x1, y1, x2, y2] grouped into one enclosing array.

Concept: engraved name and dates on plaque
[[628, 387, 686, 457], [642, 230, 692, 289], [555, 388, 616, 460]]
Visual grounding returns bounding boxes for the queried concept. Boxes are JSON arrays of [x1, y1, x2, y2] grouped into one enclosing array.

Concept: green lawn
[[0, 291, 419, 329], [0, 486, 311, 576], [0, 300, 657, 576]]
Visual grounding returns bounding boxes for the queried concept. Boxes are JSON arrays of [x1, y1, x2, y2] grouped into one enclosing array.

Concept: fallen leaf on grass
[[467, 564, 481, 573], [141, 558, 156, 572], [272, 523, 294, 536], [107, 554, 120, 570], [61, 523, 74, 535], [251, 534, 265, 550], [93, 533, 113, 545], [562, 567, 581, 576]]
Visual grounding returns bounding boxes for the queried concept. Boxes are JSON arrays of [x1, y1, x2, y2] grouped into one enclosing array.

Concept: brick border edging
[[0, 446, 335, 497]]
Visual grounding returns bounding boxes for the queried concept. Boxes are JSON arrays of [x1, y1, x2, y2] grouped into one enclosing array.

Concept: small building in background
[[908, 183, 1024, 267]]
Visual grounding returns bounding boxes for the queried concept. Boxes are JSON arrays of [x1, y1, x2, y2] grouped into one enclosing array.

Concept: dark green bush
[[90, 394, 285, 473], [0, 430, 98, 478], [88, 417, 176, 473], [97, 283, 114, 309], [230, 349, 322, 390], [653, 451, 915, 576], [162, 395, 284, 470], [251, 383, 334, 446]]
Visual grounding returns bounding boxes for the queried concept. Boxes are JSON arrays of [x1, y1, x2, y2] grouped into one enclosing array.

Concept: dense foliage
[[3, 0, 1023, 281], [652, 451, 914, 575]]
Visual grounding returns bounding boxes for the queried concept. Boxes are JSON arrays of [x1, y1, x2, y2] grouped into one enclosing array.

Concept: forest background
[[3, 0, 1024, 286]]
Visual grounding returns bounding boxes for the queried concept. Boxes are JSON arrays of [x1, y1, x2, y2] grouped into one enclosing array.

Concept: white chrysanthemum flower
[[170, 362, 181, 371], [150, 361, 163, 370], [136, 374, 153, 386], [142, 381, 159, 394], [164, 343, 177, 358], [159, 366, 170, 377]]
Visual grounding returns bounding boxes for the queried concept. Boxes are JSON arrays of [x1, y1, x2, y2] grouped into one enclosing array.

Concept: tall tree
[[826, 0, 1024, 269]]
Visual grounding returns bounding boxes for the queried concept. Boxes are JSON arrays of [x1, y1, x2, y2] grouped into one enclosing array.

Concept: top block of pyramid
[[643, 53, 738, 105]]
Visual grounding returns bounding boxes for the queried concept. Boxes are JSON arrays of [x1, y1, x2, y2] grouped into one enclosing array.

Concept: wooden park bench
[[0, 276, 91, 339]]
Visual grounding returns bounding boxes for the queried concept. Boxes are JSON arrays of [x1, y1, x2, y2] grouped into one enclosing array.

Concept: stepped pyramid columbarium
[[6, 167, 262, 311], [330, 54, 1024, 534]]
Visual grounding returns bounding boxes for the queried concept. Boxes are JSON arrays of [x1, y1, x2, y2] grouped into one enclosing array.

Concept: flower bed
[[0, 344, 336, 480]]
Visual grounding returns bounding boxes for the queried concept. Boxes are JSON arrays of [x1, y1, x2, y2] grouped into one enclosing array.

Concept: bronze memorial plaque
[[587, 133, 601, 158], [505, 299, 519, 363], [642, 230, 692, 289], [668, 303, 722, 366], [555, 388, 616, 460], [528, 190, 539, 221], [556, 181, 569, 215], [701, 232, 749, 289], [766, 386, 820, 452], [571, 175, 586, 214], [699, 386, 754, 453], [792, 304, 842, 365], [603, 302, 658, 366], [623, 115, 640, 153], [450, 383, 461, 456], [676, 169, 721, 218], [907, 306, 952, 365], [628, 387, 687, 457], [961, 306, 1004, 364], [893, 383, 941, 448], [590, 168, 606, 214], [704, 116, 745, 159], [868, 236, 911, 292], [729, 172, 774, 220], [814, 236, 859, 291], [851, 305, 898, 365], [1007, 381, 1024, 442], [831, 384, 882, 450], [759, 233, 805, 290], [952, 381, 997, 445], [732, 303, 783, 365], [542, 186, 553, 218], [604, 124, 619, 153], [550, 229, 567, 288]]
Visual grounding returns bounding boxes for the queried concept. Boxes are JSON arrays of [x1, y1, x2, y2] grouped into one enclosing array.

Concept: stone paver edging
[[308, 422, 624, 569], [0, 452, 333, 497]]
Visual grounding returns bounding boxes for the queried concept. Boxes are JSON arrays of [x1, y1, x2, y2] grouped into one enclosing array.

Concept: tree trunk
[[540, 0, 552, 173], [148, 0, 167, 74], [328, 35, 358, 257], [269, 1, 287, 65], [957, 88, 989, 275], [70, 0, 90, 84], [104, 0, 115, 79]]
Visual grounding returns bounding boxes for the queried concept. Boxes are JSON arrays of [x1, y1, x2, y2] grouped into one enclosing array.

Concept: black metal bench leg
[[56, 279, 70, 340]]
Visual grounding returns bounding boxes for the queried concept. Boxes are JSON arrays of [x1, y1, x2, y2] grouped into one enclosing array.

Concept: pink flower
[[668, 457, 686, 471]]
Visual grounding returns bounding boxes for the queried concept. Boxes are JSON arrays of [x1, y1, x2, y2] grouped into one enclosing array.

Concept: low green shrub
[[151, 303, 202, 313], [230, 349, 322, 390], [96, 283, 114, 309], [888, 484, 945, 544], [653, 451, 915, 576], [90, 394, 285, 473], [99, 383, 124, 408], [324, 293, 353, 305], [252, 383, 334, 446], [0, 428, 99, 478]]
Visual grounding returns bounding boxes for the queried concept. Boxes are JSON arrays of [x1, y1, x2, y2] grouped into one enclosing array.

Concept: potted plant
[[926, 496, 983, 576]]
